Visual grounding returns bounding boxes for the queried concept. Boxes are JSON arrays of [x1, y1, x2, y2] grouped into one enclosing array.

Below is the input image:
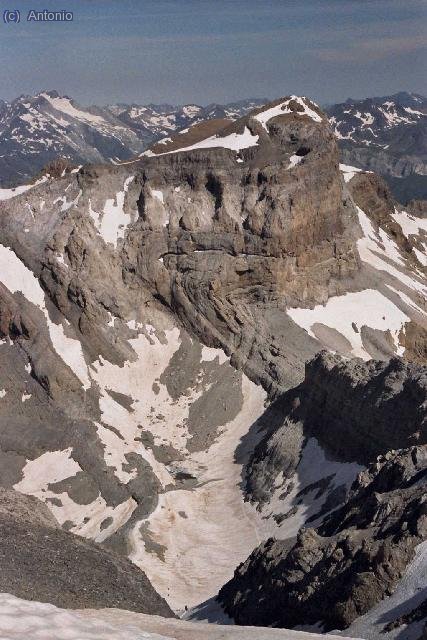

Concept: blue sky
[[0, 0, 426, 106]]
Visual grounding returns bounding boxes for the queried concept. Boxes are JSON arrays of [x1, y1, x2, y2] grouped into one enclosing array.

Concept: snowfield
[[41, 93, 107, 126], [0, 592, 359, 640], [129, 375, 267, 612]]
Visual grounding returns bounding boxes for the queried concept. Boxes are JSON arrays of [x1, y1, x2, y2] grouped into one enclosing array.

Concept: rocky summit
[[0, 94, 426, 638]]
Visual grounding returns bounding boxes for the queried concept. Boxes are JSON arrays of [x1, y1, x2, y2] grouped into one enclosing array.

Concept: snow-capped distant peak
[[327, 92, 427, 151], [182, 105, 202, 118], [0, 92, 268, 187], [40, 93, 106, 125]]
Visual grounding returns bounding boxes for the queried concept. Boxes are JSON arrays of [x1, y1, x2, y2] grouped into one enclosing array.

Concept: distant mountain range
[[0, 90, 266, 187], [326, 91, 427, 202], [0, 90, 426, 202]]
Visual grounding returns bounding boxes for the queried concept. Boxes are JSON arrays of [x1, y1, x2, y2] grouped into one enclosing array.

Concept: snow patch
[[41, 93, 106, 126], [0, 176, 48, 201], [0, 244, 90, 389], [392, 209, 427, 239], [15, 449, 81, 494], [151, 189, 164, 203], [89, 176, 135, 248], [0, 592, 350, 640], [143, 126, 259, 156], [14, 448, 136, 541], [357, 206, 427, 295], [254, 96, 322, 130], [288, 154, 302, 169], [339, 163, 364, 182], [261, 438, 362, 541], [288, 289, 409, 359]]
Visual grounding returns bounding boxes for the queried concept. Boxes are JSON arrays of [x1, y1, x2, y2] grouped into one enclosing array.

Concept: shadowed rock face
[[219, 351, 427, 631], [0, 489, 174, 616], [295, 353, 427, 464], [219, 445, 427, 632], [244, 352, 427, 512]]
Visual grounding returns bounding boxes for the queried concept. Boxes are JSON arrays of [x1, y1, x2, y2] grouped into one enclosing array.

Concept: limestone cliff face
[[0, 96, 364, 399], [2, 96, 424, 400], [120, 100, 362, 394]]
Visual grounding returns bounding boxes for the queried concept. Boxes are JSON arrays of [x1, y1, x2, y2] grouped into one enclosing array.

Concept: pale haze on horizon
[[0, 0, 425, 106]]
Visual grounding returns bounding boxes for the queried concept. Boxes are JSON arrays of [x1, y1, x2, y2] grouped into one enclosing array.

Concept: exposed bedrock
[[349, 171, 424, 268], [219, 352, 427, 630], [0, 96, 426, 622], [1, 96, 424, 405], [120, 106, 362, 394], [245, 352, 427, 512], [219, 444, 427, 631]]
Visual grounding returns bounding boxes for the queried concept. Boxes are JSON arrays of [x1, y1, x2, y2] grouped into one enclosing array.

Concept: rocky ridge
[[219, 353, 427, 634], [243, 353, 427, 514], [3, 89, 427, 205], [219, 442, 427, 634]]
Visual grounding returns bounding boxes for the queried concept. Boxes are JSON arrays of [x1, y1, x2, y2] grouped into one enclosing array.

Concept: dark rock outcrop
[[219, 445, 427, 631], [246, 352, 427, 510]]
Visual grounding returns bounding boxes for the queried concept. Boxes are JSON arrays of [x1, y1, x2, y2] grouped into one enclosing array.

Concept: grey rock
[[245, 352, 427, 511], [0, 488, 174, 616], [219, 445, 427, 631]]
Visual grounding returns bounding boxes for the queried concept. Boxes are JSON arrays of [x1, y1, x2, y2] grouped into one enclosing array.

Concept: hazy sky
[[0, 0, 426, 106]]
